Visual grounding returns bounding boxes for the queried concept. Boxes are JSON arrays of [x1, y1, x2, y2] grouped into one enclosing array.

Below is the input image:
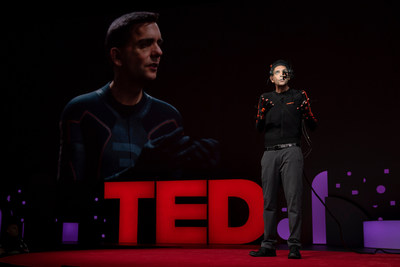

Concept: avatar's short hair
[[105, 11, 159, 52]]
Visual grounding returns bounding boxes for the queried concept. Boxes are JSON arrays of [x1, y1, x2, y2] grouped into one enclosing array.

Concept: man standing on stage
[[250, 59, 317, 259]]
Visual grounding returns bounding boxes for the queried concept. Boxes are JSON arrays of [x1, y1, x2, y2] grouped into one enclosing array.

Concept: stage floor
[[0, 245, 399, 267]]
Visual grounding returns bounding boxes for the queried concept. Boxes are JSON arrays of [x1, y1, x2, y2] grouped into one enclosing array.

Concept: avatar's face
[[114, 22, 163, 82]]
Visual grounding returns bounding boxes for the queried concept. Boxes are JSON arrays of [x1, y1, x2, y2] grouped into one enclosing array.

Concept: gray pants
[[260, 146, 303, 249]]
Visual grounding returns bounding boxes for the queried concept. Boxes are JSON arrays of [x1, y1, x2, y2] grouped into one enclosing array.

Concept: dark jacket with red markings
[[255, 88, 317, 147]]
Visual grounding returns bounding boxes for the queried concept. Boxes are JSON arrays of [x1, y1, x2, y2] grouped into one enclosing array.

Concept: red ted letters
[[104, 179, 264, 244]]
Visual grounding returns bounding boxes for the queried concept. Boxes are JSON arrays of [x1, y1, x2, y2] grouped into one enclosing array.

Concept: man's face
[[117, 22, 163, 82], [270, 65, 290, 86]]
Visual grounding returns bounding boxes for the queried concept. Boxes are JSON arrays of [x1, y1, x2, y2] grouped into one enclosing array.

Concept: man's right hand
[[257, 96, 274, 120]]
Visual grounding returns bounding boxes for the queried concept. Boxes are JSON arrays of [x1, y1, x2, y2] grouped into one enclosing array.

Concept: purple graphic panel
[[312, 171, 328, 244], [277, 218, 290, 240], [21, 220, 25, 239], [364, 220, 400, 249], [62, 222, 79, 243]]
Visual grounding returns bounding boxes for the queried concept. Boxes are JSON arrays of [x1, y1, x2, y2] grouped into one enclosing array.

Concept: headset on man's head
[[269, 59, 294, 79]]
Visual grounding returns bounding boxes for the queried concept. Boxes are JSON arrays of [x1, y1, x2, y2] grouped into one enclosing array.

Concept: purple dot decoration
[[94, 215, 98, 220], [347, 171, 352, 176], [352, 190, 359, 195], [384, 169, 389, 174], [390, 201, 396, 206], [277, 218, 290, 240], [376, 185, 386, 194], [282, 207, 287, 212], [336, 183, 341, 188]]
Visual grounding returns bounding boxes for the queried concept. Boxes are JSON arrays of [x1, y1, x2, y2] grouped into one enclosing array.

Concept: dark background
[[2, 0, 400, 249]]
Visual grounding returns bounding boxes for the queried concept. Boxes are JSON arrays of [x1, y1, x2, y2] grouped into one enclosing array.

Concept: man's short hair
[[105, 11, 159, 52]]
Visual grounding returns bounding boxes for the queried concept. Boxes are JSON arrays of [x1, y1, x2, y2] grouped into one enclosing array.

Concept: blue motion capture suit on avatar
[[57, 82, 220, 183]]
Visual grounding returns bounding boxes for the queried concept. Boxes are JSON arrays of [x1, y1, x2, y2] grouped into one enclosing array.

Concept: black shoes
[[249, 247, 277, 257], [288, 246, 301, 259], [250, 246, 301, 259]]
